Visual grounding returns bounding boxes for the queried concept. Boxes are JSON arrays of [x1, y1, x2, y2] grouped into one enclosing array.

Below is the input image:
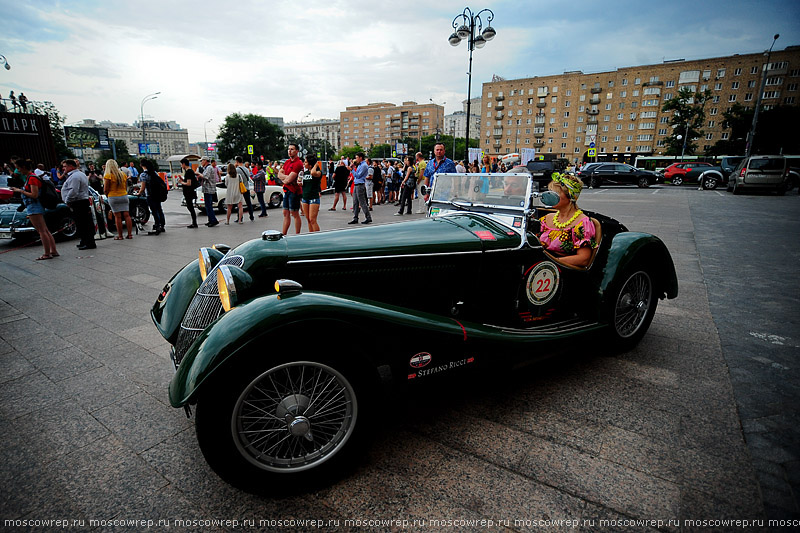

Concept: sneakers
[[394, 212, 403, 216]]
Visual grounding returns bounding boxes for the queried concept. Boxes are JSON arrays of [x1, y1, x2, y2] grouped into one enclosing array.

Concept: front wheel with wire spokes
[[196, 358, 367, 494]]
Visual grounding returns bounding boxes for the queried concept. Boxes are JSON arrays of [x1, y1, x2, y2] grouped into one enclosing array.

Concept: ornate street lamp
[[745, 33, 780, 157], [204, 118, 213, 158], [140, 91, 161, 155], [0, 54, 10, 71], [448, 7, 496, 161]]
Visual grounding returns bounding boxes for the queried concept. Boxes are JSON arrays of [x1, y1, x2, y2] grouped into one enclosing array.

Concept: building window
[[551, 96, 558, 103], [616, 124, 622, 130], [714, 83, 722, 90], [634, 77, 641, 84], [565, 89, 572, 96], [786, 97, 796, 104], [750, 66, 759, 75], [731, 82, 739, 89], [660, 117, 669, 124], [705, 133, 713, 140], [710, 107, 718, 115], [708, 120, 715, 127], [788, 83, 798, 91], [717, 68, 726, 78], [679, 70, 700, 84], [564, 111, 570, 117], [712, 96, 720, 103], [620, 90, 627, 98], [744, 93, 753, 101], [658, 128, 667, 135], [632, 89, 640, 97], [765, 77, 783, 86], [763, 90, 780, 99], [579, 94, 586, 102], [665, 80, 675, 88]]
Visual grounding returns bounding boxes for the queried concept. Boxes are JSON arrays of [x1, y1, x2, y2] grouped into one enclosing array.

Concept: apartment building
[[481, 46, 800, 162], [444, 97, 482, 140], [283, 118, 341, 153], [340, 101, 444, 149]]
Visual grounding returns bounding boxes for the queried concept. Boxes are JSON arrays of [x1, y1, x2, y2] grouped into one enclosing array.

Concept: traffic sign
[[588, 148, 596, 157], [589, 142, 595, 148], [247, 145, 254, 154]]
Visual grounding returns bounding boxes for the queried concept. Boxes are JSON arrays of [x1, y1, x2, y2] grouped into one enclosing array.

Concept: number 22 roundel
[[525, 261, 560, 306]]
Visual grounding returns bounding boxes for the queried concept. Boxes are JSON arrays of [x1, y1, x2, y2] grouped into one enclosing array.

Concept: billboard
[[64, 126, 110, 149], [138, 142, 160, 155]]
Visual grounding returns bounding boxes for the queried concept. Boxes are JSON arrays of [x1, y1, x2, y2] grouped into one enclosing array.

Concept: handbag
[[237, 168, 248, 194]]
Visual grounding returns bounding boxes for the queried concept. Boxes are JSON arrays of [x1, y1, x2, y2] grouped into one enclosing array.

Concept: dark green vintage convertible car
[[152, 172, 678, 493]]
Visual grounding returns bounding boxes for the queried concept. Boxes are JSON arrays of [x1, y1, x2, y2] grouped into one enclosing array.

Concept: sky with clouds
[[1, 0, 798, 143]]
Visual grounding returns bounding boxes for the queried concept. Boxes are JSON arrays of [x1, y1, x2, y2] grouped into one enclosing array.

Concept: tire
[[134, 202, 150, 224], [607, 268, 657, 350], [57, 215, 78, 241], [269, 192, 283, 208], [637, 176, 650, 188], [672, 176, 683, 186], [702, 175, 719, 190], [195, 357, 367, 494], [217, 199, 226, 213]]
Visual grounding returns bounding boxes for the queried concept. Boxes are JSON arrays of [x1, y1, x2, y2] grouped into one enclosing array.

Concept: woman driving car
[[538, 173, 597, 267]]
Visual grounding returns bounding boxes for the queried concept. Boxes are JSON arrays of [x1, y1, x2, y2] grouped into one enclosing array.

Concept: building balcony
[[590, 87, 602, 94], [534, 141, 545, 148], [495, 95, 505, 101], [494, 104, 504, 110], [589, 97, 601, 104], [536, 102, 546, 108], [587, 117, 598, 124], [586, 109, 599, 115], [495, 112, 504, 119], [642, 80, 663, 86], [493, 143, 502, 149], [534, 132, 544, 138]]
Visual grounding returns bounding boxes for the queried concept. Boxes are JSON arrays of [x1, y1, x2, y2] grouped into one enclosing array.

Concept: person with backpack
[[136, 159, 167, 235], [10, 158, 59, 260], [178, 158, 199, 228]]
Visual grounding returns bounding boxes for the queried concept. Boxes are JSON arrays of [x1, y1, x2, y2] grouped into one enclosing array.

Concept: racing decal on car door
[[525, 261, 560, 306]]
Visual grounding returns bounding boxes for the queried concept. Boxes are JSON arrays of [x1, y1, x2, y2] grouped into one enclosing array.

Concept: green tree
[[368, 143, 393, 159], [751, 105, 800, 155], [38, 101, 75, 160], [707, 103, 752, 156], [661, 87, 711, 156], [334, 143, 364, 161], [95, 140, 136, 167], [216, 113, 284, 162]]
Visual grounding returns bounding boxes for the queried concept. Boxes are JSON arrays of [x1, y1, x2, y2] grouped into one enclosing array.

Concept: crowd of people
[[4, 140, 560, 261]]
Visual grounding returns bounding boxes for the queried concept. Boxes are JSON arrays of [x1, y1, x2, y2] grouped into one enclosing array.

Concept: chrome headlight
[[217, 265, 253, 312], [198, 247, 224, 281]]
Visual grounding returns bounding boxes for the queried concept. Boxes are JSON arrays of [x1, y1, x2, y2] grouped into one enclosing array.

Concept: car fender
[[168, 291, 467, 407], [597, 232, 678, 306], [151, 259, 202, 344], [699, 169, 724, 181]]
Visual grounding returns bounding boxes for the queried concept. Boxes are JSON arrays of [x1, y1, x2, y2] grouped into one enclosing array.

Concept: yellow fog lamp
[[274, 279, 304, 296], [198, 247, 224, 281], [217, 265, 253, 312], [212, 243, 231, 253]]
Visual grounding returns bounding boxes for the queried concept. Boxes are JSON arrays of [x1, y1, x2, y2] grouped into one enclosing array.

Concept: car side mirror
[[540, 190, 560, 207]]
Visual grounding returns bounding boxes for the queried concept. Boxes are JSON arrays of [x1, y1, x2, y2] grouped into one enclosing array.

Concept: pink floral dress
[[538, 214, 598, 256]]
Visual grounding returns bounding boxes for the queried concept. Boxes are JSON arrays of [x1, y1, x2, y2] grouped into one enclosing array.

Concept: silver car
[[729, 155, 794, 195]]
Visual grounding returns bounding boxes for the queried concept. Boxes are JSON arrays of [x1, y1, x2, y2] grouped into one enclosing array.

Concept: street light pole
[[745, 33, 780, 157], [449, 7, 496, 162], [204, 118, 212, 159], [140, 91, 160, 157], [680, 121, 689, 159]]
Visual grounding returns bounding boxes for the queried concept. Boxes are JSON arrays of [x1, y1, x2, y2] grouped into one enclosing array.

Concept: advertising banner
[[64, 126, 110, 149]]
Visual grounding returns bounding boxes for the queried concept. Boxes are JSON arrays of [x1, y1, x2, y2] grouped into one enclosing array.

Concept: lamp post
[[745, 33, 780, 157], [448, 7, 496, 162], [140, 91, 160, 156], [0, 54, 10, 71], [203, 118, 213, 158]]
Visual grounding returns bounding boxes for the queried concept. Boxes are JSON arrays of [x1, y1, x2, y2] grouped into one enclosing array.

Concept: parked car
[[151, 171, 678, 493], [727, 155, 796, 195], [577, 163, 662, 188], [185, 181, 284, 214], [682, 156, 746, 190], [662, 162, 713, 184], [522, 160, 566, 189]]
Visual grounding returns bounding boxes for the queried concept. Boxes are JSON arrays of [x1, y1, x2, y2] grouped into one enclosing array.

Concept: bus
[[633, 155, 715, 173]]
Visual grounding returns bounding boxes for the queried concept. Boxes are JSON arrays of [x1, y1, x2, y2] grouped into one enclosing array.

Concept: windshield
[[430, 173, 531, 210]]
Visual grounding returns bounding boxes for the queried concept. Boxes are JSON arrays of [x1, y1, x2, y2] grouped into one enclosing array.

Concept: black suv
[[577, 163, 662, 188]]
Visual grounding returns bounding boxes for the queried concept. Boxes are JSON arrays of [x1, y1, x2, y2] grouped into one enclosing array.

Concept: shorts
[[301, 197, 320, 205], [365, 181, 374, 196], [25, 200, 45, 216], [107, 195, 130, 213], [282, 190, 301, 211]]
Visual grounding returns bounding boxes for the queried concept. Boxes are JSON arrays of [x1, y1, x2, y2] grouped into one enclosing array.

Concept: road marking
[[715, 191, 725, 197], [651, 189, 660, 194]]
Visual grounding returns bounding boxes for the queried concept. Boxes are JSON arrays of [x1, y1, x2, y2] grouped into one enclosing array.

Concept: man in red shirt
[[278, 143, 304, 235]]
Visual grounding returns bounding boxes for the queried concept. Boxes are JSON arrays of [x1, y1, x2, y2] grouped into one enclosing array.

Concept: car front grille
[[173, 254, 244, 367]]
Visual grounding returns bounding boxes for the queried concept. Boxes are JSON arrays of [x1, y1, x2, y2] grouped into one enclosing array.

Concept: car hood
[[230, 213, 522, 270], [0, 203, 30, 228]]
